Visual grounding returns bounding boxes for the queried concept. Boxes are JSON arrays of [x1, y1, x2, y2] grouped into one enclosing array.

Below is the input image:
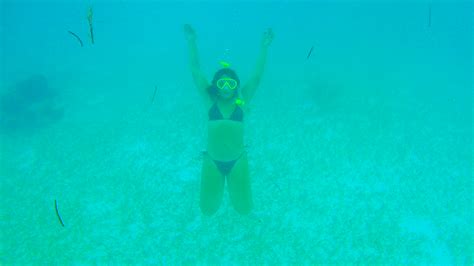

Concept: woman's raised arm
[[184, 24, 210, 95], [242, 28, 274, 103]]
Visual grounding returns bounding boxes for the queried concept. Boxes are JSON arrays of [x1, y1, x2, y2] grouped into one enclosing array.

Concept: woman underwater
[[184, 24, 274, 215]]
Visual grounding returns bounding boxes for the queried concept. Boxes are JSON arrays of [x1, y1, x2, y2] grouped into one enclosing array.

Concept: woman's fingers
[[266, 28, 274, 39], [184, 24, 195, 35], [262, 28, 274, 47]]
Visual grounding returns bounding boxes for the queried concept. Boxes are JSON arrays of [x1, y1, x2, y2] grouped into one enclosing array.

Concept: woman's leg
[[200, 152, 225, 216], [227, 152, 253, 215]]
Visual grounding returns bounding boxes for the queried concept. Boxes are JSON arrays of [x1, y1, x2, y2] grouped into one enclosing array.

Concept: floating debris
[[67, 30, 83, 47], [306, 46, 314, 59], [428, 4, 432, 28], [150, 85, 158, 105], [54, 199, 65, 227], [87, 7, 95, 44]]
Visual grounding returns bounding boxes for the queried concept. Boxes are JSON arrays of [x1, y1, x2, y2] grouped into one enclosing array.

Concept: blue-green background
[[0, 0, 472, 264]]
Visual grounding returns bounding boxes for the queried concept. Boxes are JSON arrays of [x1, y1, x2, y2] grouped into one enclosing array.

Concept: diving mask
[[216, 77, 238, 90]]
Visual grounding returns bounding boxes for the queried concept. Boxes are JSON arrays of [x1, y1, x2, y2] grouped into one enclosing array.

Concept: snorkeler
[[184, 24, 274, 215]]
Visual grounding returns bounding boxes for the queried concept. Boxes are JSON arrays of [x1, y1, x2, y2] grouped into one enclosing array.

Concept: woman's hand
[[261, 28, 274, 48], [184, 24, 197, 42]]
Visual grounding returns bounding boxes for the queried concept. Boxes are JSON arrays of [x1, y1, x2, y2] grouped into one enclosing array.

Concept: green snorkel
[[219, 61, 231, 68]]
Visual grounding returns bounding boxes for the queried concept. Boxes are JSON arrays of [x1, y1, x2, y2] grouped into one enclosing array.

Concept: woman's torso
[[206, 101, 245, 161]]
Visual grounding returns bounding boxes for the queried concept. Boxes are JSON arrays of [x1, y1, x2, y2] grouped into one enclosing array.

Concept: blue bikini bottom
[[204, 151, 244, 176]]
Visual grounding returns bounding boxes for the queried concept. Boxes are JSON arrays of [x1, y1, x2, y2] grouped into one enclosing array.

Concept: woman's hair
[[208, 68, 240, 101]]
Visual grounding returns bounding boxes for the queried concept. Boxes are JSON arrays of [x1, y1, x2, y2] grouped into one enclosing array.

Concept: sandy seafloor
[[0, 0, 472, 264]]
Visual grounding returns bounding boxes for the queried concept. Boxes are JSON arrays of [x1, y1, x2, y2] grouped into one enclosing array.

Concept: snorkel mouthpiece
[[235, 98, 245, 106]]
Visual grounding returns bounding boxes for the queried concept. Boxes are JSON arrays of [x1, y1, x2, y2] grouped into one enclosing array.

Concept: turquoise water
[[0, 0, 472, 264]]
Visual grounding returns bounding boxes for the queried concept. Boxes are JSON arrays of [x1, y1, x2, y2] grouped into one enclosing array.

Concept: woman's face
[[216, 74, 238, 100]]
